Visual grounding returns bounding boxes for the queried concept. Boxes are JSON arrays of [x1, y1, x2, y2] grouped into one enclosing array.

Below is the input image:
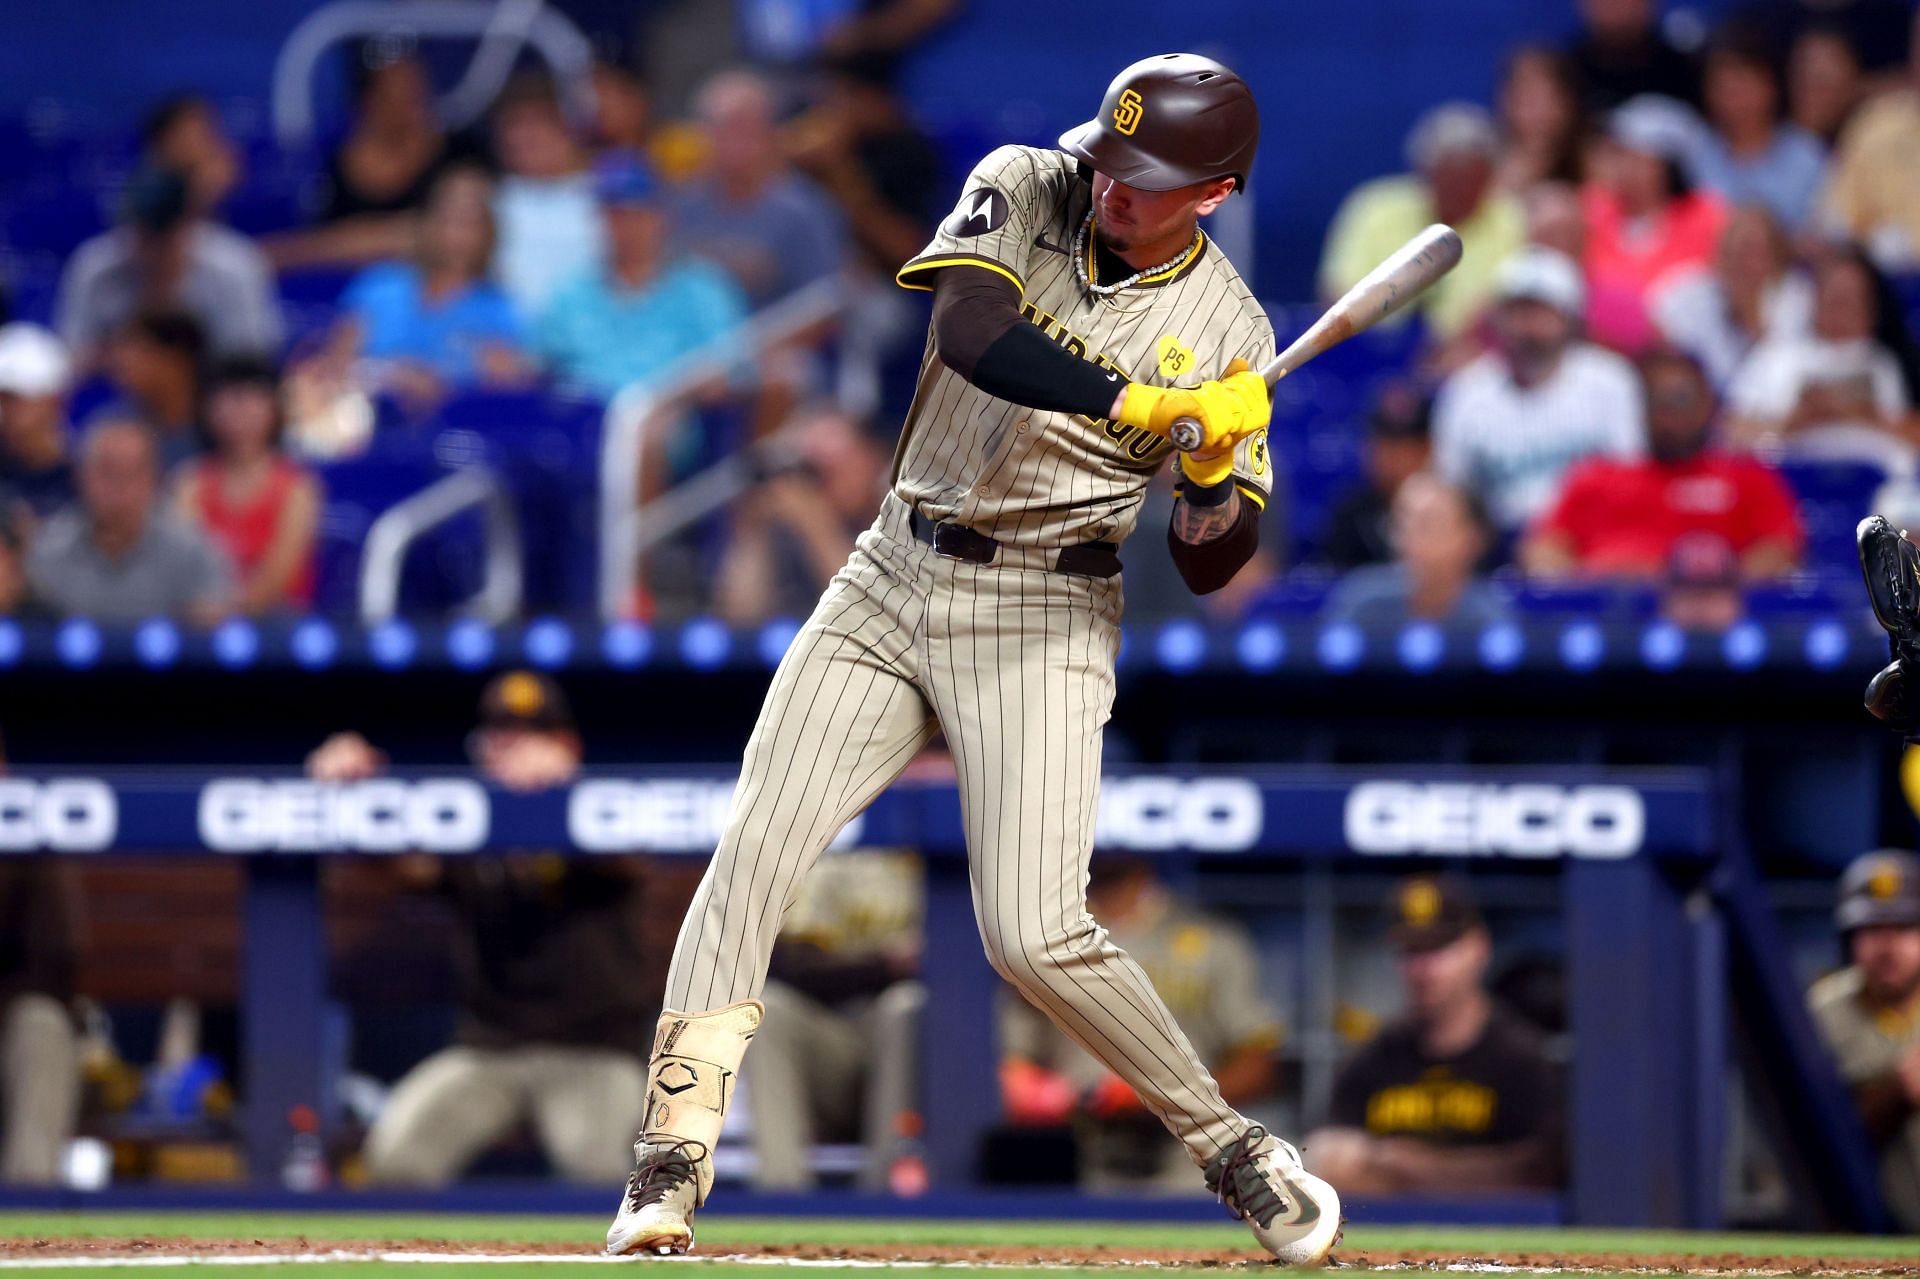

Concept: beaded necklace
[[1072, 211, 1202, 297]]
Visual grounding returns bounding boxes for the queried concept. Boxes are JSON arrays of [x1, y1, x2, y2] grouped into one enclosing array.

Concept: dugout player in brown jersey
[[606, 55, 1340, 1263], [1305, 877, 1563, 1194], [1807, 850, 1920, 1230]]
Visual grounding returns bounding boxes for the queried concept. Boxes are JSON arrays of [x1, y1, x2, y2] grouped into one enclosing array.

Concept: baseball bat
[[1169, 222, 1464, 453]]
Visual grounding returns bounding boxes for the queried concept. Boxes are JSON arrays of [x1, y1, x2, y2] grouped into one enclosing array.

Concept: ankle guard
[[641, 999, 763, 1199]]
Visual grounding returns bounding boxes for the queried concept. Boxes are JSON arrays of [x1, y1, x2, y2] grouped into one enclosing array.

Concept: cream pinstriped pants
[[665, 495, 1250, 1169]]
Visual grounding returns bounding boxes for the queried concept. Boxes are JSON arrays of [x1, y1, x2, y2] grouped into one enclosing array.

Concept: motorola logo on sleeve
[[1344, 782, 1645, 858], [943, 188, 1010, 237]]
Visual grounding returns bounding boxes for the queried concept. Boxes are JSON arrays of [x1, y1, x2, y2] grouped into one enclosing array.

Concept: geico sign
[[198, 779, 489, 852], [1094, 778, 1262, 852], [1344, 782, 1644, 858], [569, 779, 864, 852], [0, 779, 116, 852]]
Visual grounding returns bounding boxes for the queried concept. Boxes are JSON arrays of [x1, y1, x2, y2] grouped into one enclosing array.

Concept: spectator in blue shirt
[[536, 153, 749, 401], [324, 166, 532, 403], [1691, 27, 1828, 229], [669, 69, 848, 306]]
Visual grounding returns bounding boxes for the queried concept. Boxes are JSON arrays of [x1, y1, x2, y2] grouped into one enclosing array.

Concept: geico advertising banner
[[0, 771, 1713, 859]]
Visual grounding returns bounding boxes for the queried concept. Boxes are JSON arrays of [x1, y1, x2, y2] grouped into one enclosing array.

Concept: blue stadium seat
[[275, 266, 354, 352], [1243, 568, 1337, 618], [4, 186, 107, 259], [310, 454, 500, 615], [1744, 573, 1854, 617], [1893, 272, 1920, 335], [1507, 575, 1658, 619], [1777, 457, 1888, 571]]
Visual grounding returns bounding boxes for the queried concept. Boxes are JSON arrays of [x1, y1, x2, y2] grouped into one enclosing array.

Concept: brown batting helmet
[[1058, 53, 1260, 192]]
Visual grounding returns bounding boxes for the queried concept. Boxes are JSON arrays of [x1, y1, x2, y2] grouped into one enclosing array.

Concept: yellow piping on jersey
[[896, 254, 1025, 296], [1136, 231, 1208, 286], [1085, 221, 1208, 291]]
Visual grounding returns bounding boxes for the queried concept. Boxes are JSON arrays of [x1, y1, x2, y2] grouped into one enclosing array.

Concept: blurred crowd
[[0, 0, 1915, 628], [1308, 0, 1920, 636], [0, 6, 946, 622]]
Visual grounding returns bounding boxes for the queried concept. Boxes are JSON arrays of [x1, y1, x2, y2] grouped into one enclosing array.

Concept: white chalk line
[[0, 1255, 1890, 1276]]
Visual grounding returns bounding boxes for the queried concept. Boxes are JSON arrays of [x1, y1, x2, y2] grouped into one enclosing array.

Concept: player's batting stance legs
[[609, 50, 1342, 1265], [608, 532, 937, 1257], [609, 510, 1335, 1262]]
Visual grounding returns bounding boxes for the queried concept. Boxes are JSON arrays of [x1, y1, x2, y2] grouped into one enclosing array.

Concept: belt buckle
[[933, 522, 993, 565]]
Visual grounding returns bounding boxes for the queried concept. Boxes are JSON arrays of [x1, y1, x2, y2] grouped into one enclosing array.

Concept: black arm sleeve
[[1168, 496, 1260, 595], [931, 265, 1126, 418]]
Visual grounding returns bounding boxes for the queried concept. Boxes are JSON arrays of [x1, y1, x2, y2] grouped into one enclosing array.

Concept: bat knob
[[1169, 417, 1203, 453]]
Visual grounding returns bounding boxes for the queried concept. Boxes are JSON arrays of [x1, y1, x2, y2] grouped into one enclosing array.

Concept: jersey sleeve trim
[[896, 253, 1025, 296]]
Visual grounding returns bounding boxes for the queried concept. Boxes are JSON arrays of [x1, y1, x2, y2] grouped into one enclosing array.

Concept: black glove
[[1859, 515, 1920, 735]]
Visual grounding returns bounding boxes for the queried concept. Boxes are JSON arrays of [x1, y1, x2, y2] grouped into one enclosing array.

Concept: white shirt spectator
[[1652, 265, 1815, 390], [1433, 344, 1646, 529], [1727, 335, 1912, 472], [57, 224, 282, 359], [492, 174, 606, 319]]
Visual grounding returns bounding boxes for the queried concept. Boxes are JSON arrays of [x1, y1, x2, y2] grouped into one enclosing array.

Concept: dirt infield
[[1, 1237, 1917, 1275]]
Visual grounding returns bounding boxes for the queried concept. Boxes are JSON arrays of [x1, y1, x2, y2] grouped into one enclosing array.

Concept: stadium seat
[[1744, 574, 1854, 618], [1243, 568, 1337, 617], [1778, 458, 1888, 571]]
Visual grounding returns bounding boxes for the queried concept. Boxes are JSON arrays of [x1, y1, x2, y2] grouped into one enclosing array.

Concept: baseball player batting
[[606, 53, 1342, 1264]]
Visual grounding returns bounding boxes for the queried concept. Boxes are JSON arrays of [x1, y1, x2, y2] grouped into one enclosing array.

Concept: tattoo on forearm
[[1172, 492, 1241, 544]]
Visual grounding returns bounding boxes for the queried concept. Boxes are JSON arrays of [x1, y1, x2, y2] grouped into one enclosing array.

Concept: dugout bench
[[0, 764, 1889, 1228]]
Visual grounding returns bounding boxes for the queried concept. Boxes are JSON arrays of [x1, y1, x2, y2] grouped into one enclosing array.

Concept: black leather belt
[[908, 511, 1120, 579]]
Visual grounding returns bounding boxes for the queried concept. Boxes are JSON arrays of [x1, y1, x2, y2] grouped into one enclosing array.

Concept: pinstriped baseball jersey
[[646, 147, 1283, 1194], [894, 145, 1276, 548]]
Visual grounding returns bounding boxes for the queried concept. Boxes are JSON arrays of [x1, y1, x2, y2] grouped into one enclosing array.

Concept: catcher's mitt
[[1859, 515, 1920, 734]]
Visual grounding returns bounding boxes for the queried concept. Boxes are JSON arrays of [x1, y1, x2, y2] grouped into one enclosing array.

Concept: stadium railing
[[270, 0, 594, 148], [596, 276, 850, 618], [357, 464, 524, 624]]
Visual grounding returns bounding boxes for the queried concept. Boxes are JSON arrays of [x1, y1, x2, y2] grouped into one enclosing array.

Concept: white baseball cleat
[[605, 1140, 708, 1257], [1204, 1125, 1343, 1266]]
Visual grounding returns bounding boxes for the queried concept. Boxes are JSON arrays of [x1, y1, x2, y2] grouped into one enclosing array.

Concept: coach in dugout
[[307, 671, 652, 1186], [1808, 850, 1920, 1231], [1305, 875, 1563, 1194]]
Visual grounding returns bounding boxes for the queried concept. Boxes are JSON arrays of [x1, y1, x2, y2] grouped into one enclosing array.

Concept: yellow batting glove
[[1178, 441, 1237, 489], [1113, 382, 1203, 439], [1177, 359, 1269, 489], [1119, 359, 1270, 448], [1207, 357, 1272, 443]]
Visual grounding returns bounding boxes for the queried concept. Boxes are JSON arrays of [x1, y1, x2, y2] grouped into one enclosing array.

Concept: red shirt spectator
[[182, 453, 314, 606], [174, 357, 320, 611], [1534, 449, 1801, 575], [1524, 347, 1802, 579]]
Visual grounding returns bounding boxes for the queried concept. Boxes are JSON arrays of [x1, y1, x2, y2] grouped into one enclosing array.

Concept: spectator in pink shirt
[[1526, 182, 1657, 354], [1582, 96, 1729, 319]]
